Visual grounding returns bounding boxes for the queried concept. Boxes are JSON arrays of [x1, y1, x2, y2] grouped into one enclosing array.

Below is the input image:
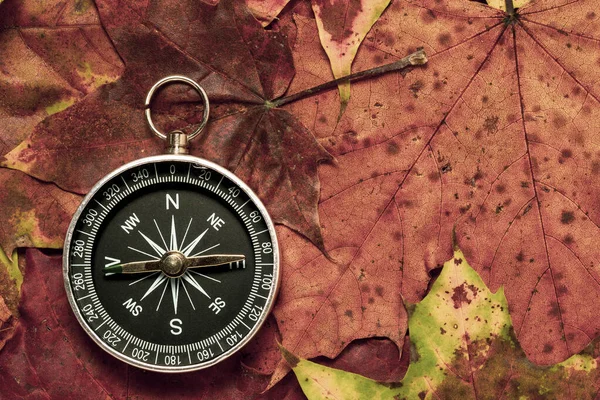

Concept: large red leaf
[[2, 0, 331, 252], [275, 0, 600, 382], [0, 0, 123, 156]]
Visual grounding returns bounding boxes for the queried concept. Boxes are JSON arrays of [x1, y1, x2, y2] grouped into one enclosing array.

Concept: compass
[[63, 76, 279, 372]]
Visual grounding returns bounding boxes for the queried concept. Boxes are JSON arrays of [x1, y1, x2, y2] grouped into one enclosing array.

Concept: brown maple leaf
[[2, 0, 332, 253], [272, 0, 600, 384]]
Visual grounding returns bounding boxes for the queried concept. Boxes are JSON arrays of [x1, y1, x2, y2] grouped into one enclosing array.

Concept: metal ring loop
[[144, 76, 210, 141]]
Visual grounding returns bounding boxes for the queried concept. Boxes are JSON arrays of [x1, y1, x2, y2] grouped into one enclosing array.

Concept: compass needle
[[64, 76, 279, 372]]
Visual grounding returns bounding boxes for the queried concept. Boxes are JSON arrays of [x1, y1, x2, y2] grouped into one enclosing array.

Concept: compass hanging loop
[[144, 76, 210, 152]]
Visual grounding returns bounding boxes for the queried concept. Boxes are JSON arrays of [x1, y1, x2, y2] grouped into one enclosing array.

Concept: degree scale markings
[[68, 159, 276, 370]]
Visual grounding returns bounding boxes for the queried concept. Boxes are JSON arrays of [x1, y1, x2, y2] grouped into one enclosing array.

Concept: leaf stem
[[273, 49, 428, 108], [505, 0, 515, 17]]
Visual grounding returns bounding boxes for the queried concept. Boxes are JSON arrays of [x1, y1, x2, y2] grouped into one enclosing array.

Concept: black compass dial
[[64, 156, 279, 372]]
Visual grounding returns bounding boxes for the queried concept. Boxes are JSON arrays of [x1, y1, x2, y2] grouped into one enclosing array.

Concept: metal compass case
[[63, 76, 280, 372]]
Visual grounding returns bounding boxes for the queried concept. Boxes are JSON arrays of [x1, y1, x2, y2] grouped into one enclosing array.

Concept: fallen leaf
[[0, 0, 123, 156], [285, 248, 600, 400], [2, 0, 332, 253], [0, 168, 81, 257], [0, 249, 308, 399], [281, 0, 600, 373], [312, 0, 391, 115]]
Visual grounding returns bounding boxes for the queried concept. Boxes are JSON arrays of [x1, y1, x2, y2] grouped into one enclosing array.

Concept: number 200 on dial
[[63, 155, 280, 372]]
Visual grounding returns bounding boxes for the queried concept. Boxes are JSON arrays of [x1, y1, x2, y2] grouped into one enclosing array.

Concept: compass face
[[63, 155, 279, 372]]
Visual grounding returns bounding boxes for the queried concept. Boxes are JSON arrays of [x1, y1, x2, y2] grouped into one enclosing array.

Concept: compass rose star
[[133, 217, 217, 314]]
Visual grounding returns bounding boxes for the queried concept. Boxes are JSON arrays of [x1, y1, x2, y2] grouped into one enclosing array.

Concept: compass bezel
[[63, 154, 280, 373]]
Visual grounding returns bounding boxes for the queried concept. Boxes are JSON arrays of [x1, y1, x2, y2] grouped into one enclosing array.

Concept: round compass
[[63, 77, 279, 372]]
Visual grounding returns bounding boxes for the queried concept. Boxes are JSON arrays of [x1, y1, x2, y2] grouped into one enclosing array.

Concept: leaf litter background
[[1, 0, 599, 398]]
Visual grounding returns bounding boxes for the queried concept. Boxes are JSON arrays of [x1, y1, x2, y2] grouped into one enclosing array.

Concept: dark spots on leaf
[[409, 80, 424, 97], [428, 171, 440, 182], [495, 184, 506, 194], [482, 95, 488, 103], [368, 297, 375, 304], [437, 33, 452, 46], [405, 103, 415, 112], [561, 149, 572, 159], [451, 282, 477, 309], [592, 161, 600, 175], [552, 113, 567, 128], [543, 343, 554, 353], [522, 203, 533, 216], [363, 137, 372, 147], [344, 310, 353, 318], [423, 9, 437, 23], [387, 141, 400, 155], [564, 234, 574, 245], [586, 11, 596, 19], [433, 81, 443, 91], [459, 204, 471, 214], [483, 115, 499, 134], [516, 251, 524, 262], [441, 162, 452, 173], [318, 115, 327, 123], [557, 285, 568, 296], [373, 54, 383, 64], [393, 231, 403, 241], [361, 284, 370, 293], [418, 391, 427, 400], [375, 286, 384, 296], [521, 181, 529, 188], [440, 327, 446, 335], [560, 211, 575, 224], [454, 258, 462, 265], [548, 303, 561, 317], [566, 42, 572, 49]]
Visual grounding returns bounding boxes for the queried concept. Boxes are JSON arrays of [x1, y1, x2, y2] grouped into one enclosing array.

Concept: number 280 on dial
[[63, 155, 280, 372]]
